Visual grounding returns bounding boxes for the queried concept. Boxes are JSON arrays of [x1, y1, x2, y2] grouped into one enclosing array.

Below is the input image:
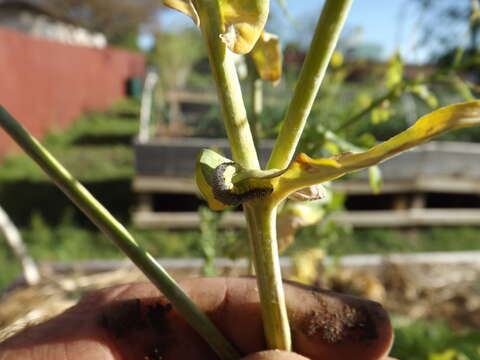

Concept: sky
[[143, 0, 469, 64]]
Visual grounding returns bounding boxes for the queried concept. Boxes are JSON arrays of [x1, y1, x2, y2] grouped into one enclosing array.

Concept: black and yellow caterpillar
[[211, 162, 273, 206]]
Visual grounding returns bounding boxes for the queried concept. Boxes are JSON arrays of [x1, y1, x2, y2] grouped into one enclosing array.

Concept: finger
[[86, 277, 393, 360], [0, 278, 393, 360], [241, 350, 310, 360]]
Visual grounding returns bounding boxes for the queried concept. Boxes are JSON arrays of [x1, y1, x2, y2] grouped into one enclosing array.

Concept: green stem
[[244, 202, 291, 351], [251, 76, 264, 151], [267, 0, 353, 170], [197, 0, 260, 170], [0, 106, 241, 360]]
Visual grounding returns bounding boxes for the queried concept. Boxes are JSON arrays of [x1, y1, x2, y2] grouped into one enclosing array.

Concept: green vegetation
[[293, 226, 480, 256], [391, 318, 480, 360], [0, 99, 138, 182]]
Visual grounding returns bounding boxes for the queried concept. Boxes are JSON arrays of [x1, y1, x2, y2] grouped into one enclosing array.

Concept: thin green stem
[[335, 87, 400, 132], [267, 0, 353, 170], [251, 77, 264, 151], [0, 106, 241, 360], [196, 0, 260, 170], [247, 58, 264, 151], [243, 202, 291, 351]]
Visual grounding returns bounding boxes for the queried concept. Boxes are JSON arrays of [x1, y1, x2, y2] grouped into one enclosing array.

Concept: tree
[[40, 0, 162, 49], [408, 0, 478, 60]]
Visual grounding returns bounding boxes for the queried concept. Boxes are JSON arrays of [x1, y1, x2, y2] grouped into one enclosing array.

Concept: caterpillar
[[211, 162, 273, 206]]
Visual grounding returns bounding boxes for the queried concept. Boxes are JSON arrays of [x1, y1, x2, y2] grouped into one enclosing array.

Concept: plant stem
[[335, 87, 399, 132], [251, 76, 264, 151], [196, 0, 260, 170], [267, 0, 353, 170], [0, 106, 241, 360], [244, 202, 291, 351], [247, 57, 264, 151], [196, 0, 289, 350]]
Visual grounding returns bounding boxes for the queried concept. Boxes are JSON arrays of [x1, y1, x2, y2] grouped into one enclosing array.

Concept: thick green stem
[[0, 106, 241, 360], [244, 202, 291, 351], [197, 0, 260, 170], [267, 0, 354, 170]]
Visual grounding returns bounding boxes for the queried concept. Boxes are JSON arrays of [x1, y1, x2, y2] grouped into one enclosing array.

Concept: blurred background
[[1, 0, 480, 358]]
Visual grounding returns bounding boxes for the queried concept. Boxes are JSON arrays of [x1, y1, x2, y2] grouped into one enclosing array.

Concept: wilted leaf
[[271, 101, 480, 202], [163, 0, 269, 54], [197, 102, 480, 210], [196, 149, 275, 210], [288, 184, 326, 201], [163, 0, 200, 25], [250, 31, 282, 83], [277, 201, 325, 251], [195, 149, 232, 211], [219, 0, 270, 54]]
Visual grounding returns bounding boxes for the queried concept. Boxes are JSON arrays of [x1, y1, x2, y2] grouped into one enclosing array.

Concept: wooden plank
[[133, 176, 198, 194], [133, 211, 246, 229], [133, 209, 480, 229], [332, 209, 480, 227], [133, 175, 480, 195]]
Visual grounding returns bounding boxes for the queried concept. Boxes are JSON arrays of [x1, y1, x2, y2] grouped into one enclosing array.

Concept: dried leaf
[[163, 0, 200, 26], [275, 101, 480, 200], [163, 0, 269, 54], [250, 31, 282, 83], [196, 102, 480, 210], [218, 0, 270, 54], [288, 184, 326, 201]]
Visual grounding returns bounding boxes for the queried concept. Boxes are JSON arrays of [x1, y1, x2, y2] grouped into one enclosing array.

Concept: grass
[[391, 318, 480, 360], [0, 99, 138, 182]]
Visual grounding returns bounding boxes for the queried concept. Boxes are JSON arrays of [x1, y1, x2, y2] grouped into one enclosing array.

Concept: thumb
[[242, 350, 310, 360]]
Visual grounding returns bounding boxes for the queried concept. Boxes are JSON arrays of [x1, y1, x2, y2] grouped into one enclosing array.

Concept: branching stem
[[267, 0, 354, 170]]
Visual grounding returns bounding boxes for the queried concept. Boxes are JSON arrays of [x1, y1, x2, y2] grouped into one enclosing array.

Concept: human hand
[[0, 277, 395, 360]]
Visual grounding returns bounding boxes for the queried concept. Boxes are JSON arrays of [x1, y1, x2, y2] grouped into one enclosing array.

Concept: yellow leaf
[[164, 0, 269, 54], [330, 51, 344, 68], [195, 149, 231, 211], [163, 0, 200, 26], [218, 0, 270, 54], [250, 31, 282, 83], [272, 101, 480, 202], [196, 101, 480, 209], [195, 149, 274, 210]]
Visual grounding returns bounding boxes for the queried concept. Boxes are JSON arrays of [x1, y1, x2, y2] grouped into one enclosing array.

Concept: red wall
[[0, 27, 145, 157]]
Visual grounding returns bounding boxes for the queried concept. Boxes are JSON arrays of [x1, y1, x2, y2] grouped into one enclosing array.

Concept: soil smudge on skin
[[98, 298, 173, 359], [99, 298, 145, 338], [303, 293, 379, 344]]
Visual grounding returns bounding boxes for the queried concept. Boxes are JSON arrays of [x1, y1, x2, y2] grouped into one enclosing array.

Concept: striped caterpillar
[[211, 162, 273, 206]]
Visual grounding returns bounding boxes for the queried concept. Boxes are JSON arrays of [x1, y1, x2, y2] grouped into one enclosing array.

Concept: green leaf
[[385, 52, 403, 89], [250, 31, 282, 83], [163, 0, 269, 54], [409, 84, 439, 108], [195, 149, 275, 210], [195, 149, 232, 211]]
